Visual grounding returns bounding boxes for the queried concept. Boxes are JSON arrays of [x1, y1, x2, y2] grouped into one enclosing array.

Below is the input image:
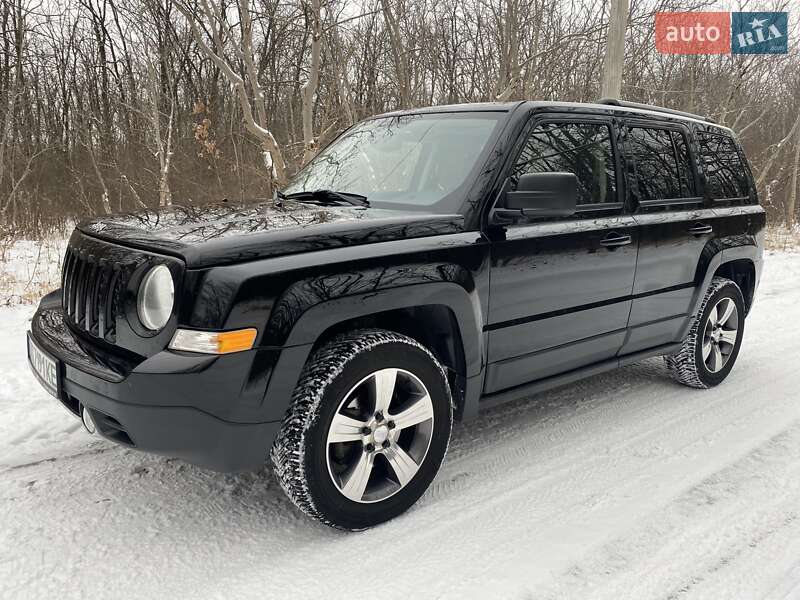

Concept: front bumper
[[28, 293, 282, 472]]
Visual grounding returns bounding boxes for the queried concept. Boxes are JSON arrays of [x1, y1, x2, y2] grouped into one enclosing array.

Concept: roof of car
[[375, 102, 523, 118], [374, 100, 734, 134], [530, 100, 732, 131]]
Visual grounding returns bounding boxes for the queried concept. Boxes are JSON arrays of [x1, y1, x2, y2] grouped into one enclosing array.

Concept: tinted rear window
[[697, 132, 749, 200], [628, 126, 697, 204]]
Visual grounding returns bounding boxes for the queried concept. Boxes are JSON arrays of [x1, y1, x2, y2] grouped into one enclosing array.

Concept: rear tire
[[270, 329, 453, 530], [665, 276, 745, 389]]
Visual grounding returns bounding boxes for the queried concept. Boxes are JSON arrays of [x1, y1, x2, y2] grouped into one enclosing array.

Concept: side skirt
[[478, 341, 683, 412]]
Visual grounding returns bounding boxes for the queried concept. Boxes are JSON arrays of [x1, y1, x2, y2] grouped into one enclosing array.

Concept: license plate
[[27, 334, 60, 398]]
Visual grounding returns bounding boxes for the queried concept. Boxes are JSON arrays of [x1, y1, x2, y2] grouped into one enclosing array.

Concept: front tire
[[270, 329, 453, 530], [665, 276, 746, 389]]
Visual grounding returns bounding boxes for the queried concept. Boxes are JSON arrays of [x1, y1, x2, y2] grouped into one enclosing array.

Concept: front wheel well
[[311, 305, 468, 418], [713, 259, 756, 313]]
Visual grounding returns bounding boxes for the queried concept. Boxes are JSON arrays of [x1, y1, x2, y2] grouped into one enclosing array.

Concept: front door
[[484, 116, 638, 394]]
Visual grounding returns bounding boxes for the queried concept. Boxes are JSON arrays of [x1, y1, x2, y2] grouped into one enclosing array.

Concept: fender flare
[[261, 281, 485, 422], [679, 238, 760, 340]]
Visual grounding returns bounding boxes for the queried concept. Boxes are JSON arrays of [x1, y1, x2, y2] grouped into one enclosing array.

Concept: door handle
[[600, 232, 632, 248], [688, 223, 713, 236]]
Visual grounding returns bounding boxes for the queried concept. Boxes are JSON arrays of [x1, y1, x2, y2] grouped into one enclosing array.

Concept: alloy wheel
[[326, 368, 435, 503], [702, 297, 739, 373]]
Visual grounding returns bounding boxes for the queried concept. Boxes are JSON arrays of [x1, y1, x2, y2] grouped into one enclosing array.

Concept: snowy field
[[0, 236, 67, 306], [1, 249, 799, 600]]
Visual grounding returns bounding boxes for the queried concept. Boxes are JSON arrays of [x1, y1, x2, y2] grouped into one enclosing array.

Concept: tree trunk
[[86, 133, 112, 215], [600, 0, 628, 99], [301, 0, 322, 164], [787, 119, 800, 226], [380, 0, 410, 108], [496, 0, 519, 101], [158, 102, 174, 207]]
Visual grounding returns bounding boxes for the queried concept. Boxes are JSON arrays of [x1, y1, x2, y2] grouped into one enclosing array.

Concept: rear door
[[620, 120, 712, 354], [484, 114, 638, 394]]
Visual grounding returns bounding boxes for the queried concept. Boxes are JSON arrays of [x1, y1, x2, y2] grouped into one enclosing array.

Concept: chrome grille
[[61, 246, 125, 343]]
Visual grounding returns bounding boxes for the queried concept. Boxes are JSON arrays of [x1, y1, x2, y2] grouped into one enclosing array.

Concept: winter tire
[[665, 276, 746, 389], [270, 329, 453, 530]]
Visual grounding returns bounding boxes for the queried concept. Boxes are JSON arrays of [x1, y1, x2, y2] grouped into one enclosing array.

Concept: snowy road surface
[[1, 252, 798, 600]]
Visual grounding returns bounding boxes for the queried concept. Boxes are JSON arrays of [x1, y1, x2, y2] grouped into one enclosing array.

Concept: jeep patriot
[[28, 99, 764, 529]]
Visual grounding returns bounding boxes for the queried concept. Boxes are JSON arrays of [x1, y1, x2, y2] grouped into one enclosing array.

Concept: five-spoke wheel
[[327, 368, 435, 503], [666, 276, 746, 388], [701, 297, 739, 373], [271, 330, 452, 530]]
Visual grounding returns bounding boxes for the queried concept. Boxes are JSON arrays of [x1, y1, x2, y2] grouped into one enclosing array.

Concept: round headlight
[[137, 265, 174, 331]]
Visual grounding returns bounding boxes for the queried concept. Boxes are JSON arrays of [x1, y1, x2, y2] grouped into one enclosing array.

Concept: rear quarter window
[[696, 132, 751, 203]]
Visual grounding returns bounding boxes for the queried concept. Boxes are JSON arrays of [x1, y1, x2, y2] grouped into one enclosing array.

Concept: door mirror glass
[[496, 172, 578, 220]]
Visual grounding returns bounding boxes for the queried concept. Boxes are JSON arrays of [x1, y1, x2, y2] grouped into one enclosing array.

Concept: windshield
[[283, 112, 503, 212]]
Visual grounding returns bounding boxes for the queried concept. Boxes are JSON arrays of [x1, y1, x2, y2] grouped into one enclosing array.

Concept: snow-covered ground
[[0, 236, 67, 306], [0, 251, 798, 600]]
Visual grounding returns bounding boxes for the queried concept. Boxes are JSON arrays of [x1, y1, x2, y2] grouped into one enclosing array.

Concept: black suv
[[28, 100, 764, 529]]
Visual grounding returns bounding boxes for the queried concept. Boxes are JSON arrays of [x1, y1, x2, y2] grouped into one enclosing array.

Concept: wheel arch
[[712, 258, 756, 313], [262, 281, 484, 422], [311, 304, 467, 388], [681, 240, 761, 341]]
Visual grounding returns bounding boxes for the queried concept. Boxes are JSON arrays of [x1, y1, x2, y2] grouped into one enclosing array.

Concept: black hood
[[77, 200, 465, 268]]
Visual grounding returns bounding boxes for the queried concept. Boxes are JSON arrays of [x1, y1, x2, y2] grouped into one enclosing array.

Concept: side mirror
[[493, 172, 578, 221]]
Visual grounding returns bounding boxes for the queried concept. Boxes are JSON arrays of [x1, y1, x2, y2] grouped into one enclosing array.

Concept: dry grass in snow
[[0, 235, 68, 306]]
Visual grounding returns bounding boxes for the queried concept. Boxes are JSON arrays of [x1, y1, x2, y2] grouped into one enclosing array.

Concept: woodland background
[[0, 0, 798, 238]]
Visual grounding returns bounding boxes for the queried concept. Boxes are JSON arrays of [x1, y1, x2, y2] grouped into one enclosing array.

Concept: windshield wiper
[[276, 189, 370, 208]]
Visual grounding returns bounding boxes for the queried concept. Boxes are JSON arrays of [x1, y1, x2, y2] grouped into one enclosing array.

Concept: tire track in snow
[[423, 353, 792, 517], [529, 421, 800, 600], [420, 275, 795, 523], [200, 341, 799, 599]]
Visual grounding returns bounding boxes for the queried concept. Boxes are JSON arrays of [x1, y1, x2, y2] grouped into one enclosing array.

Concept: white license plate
[[28, 334, 59, 398]]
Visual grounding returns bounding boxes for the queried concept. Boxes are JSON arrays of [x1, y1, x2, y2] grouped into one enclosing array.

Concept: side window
[[697, 132, 749, 200], [512, 122, 617, 206], [627, 126, 697, 203]]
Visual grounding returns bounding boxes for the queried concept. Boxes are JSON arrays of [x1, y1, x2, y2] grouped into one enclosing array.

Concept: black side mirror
[[492, 172, 578, 221]]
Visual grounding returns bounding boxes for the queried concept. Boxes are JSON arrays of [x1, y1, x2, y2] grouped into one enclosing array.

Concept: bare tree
[[0, 0, 798, 232], [138, 1, 177, 207], [380, 0, 411, 108], [176, 0, 288, 186], [787, 119, 800, 226], [600, 0, 629, 99], [301, 0, 322, 163]]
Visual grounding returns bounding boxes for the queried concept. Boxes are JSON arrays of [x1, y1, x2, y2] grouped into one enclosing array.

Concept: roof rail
[[597, 98, 716, 124]]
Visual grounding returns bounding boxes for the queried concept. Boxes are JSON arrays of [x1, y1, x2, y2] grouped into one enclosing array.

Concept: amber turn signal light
[[169, 328, 257, 354]]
